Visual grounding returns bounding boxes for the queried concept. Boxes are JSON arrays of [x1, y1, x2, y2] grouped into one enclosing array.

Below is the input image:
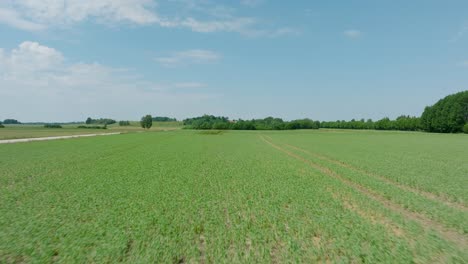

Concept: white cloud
[[0, 41, 215, 121], [8, 41, 64, 71], [344, 29, 362, 38], [156, 49, 221, 67], [179, 17, 256, 34], [0, 1, 297, 37], [268, 27, 301, 37], [240, 0, 265, 7], [174, 82, 206, 88], [4, 0, 159, 26], [0, 7, 46, 31]]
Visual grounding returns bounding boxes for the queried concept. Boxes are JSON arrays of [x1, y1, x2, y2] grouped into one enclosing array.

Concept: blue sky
[[0, 0, 467, 122]]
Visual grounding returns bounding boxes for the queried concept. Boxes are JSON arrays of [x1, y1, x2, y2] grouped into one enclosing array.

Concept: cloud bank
[[0, 41, 215, 122]]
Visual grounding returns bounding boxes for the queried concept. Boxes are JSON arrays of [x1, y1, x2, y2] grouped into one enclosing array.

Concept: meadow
[[0, 129, 467, 262]]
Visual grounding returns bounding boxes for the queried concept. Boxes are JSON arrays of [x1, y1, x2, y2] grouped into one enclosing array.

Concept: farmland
[[0, 122, 182, 140], [0, 130, 467, 262]]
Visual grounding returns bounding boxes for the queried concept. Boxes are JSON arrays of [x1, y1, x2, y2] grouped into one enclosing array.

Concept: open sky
[[1, 0, 467, 122]]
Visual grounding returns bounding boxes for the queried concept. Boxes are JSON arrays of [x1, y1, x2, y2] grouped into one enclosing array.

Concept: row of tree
[[152, 116, 177, 122], [3, 91, 466, 133], [183, 115, 320, 130], [44, 124, 62, 128], [3, 119, 20, 124], [119, 121, 131, 126], [182, 91, 467, 133], [77, 125, 107, 129], [320, 116, 422, 131], [85, 117, 116, 125]]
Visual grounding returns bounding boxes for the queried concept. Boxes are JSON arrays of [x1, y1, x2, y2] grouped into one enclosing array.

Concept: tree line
[[152, 116, 177, 122], [183, 91, 467, 133], [183, 116, 320, 130], [3, 119, 21, 124], [320, 116, 422, 131], [2, 91, 466, 133], [85, 117, 116, 125]]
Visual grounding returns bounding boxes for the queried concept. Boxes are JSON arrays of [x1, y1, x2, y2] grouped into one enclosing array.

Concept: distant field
[[0, 122, 182, 140], [0, 130, 466, 262]]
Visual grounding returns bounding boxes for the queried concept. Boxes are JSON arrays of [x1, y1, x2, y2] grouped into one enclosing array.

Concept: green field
[[0, 130, 467, 262], [0, 122, 182, 140]]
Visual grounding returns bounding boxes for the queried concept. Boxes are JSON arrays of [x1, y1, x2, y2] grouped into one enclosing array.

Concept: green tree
[[421, 91, 468, 133], [141, 115, 153, 129], [463, 123, 468, 134], [3, 119, 20, 124], [85, 117, 92, 124]]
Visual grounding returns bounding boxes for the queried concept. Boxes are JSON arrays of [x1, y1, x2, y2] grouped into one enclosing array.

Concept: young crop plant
[[0, 130, 466, 262]]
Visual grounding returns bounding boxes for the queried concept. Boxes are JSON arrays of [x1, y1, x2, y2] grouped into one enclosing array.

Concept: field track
[[259, 135, 468, 249], [282, 141, 468, 212], [0, 132, 121, 144]]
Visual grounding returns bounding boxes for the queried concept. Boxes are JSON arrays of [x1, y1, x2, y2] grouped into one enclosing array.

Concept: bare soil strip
[[0, 132, 121, 144], [199, 235, 206, 264], [329, 189, 405, 238], [260, 136, 468, 249], [282, 142, 467, 211]]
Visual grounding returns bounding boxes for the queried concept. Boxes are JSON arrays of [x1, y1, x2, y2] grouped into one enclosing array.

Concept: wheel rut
[[281, 141, 467, 212], [259, 135, 468, 249]]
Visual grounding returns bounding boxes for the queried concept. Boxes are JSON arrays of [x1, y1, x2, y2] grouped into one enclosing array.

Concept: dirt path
[[260, 135, 468, 249], [281, 142, 467, 212], [0, 132, 121, 144]]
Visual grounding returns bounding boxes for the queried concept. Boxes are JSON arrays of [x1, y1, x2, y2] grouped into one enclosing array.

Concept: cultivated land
[[0, 130, 467, 262], [0, 122, 182, 140]]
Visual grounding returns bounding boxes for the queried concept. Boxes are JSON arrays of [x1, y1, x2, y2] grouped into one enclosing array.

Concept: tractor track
[[259, 135, 468, 249], [281, 141, 467, 212]]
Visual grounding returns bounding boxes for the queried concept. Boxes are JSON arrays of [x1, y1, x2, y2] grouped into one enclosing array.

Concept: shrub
[[463, 123, 468, 134], [119, 121, 131, 126], [77, 125, 107, 129], [44, 124, 62, 128], [85, 118, 116, 125]]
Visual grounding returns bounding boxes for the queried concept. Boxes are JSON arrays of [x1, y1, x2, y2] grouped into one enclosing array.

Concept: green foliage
[[183, 115, 321, 130], [85, 117, 116, 125], [3, 119, 20, 124], [321, 116, 421, 131], [421, 91, 468, 133], [463, 123, 468, 134], [119, 120, 131, 126], [77, 125, 107, 129], [44, 124, 62, 128], [140, 115, 153, 129], [152, 116, 177, 122]]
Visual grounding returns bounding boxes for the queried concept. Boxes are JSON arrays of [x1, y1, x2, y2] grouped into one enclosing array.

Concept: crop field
[[0, 130, 467, 262], [0, 122, 182, 140]]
